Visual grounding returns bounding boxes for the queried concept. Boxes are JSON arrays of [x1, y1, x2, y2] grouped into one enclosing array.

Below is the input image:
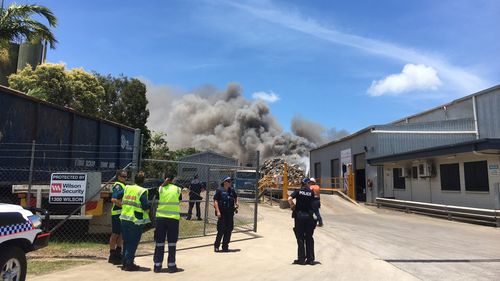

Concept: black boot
[[114, 247, 123, 265], [108, 249, 116, 264], [116, 247, 123, 260]]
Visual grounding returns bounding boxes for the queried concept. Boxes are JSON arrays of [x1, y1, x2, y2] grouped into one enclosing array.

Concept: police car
[[0, 203, 49, 281]]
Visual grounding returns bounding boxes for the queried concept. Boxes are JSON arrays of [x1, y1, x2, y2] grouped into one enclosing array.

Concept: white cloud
[[220, 1, 490, 96], [252, 91, 280, 103], [368, 64, 442, 96]]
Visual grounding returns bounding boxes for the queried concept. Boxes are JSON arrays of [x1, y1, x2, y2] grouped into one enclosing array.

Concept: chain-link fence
[[0, 141, 260, 247], [0, 141, 134, 244], [140, 155, 259, 242]]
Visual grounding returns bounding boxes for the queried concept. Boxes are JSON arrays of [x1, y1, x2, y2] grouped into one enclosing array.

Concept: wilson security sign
[[49, 173, 87, 204]]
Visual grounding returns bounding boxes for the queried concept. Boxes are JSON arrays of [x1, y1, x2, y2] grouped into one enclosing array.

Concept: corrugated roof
[[311, 84, 500, 152]]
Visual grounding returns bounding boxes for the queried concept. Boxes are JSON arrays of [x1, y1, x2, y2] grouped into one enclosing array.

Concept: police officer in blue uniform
[[213, 176, 238, 252], [288, 177, 316, 265], [187, 175, 204, 220]]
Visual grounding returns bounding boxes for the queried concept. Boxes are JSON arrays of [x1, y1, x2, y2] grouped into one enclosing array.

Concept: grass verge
[[28, 241, 107, 259], [27, 259, 94, 276]]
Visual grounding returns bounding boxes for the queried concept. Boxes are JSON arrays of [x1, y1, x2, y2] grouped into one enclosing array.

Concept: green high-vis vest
[[111, 181, 126, 216], [120, 184, 150, 225], [156, 183, 181, 220]]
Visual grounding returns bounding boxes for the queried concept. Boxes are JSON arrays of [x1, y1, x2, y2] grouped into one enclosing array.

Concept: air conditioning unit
[[418, 162, 434, 178]]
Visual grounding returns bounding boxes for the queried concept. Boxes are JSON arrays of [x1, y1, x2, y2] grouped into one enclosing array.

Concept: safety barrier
[[376, 197, 500, 227]]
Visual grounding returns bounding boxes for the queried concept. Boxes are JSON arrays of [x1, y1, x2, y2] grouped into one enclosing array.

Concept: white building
[[310, 85, 500, 209]]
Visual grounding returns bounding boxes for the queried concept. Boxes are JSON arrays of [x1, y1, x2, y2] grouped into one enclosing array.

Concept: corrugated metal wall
[[178, 152, 238, 184], [394, 97, 474, 124], [476, 87, 500, 138], [373, 118, 477, 157]]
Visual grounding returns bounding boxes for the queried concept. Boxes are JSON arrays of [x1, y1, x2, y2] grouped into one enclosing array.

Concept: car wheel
[[0, 246, 27, 281]]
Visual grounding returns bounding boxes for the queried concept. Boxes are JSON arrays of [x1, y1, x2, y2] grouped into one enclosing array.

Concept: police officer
[[187, 175, 204, 220], [153, 175, 182, 273], [109, 169, 127, 265], [213, 176, 238, 252], [288, 177, 316, 265], [118, 171, 150, 271]]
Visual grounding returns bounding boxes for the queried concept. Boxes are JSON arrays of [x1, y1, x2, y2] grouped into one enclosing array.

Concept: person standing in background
[[109, 169, 127, 265], [187, 175, 204, 220], [309, 178, 323, 227]]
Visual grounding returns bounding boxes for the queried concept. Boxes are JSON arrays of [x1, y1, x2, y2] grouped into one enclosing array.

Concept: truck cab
[[234, 170, 258, 198]]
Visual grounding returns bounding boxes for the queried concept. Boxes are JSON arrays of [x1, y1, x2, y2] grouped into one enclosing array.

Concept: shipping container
[[0, 85, 135, 185]]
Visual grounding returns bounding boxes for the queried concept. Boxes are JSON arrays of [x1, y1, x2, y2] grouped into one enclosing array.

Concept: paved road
[[321, 195, 500, 281], [30, 195, 500, 281]]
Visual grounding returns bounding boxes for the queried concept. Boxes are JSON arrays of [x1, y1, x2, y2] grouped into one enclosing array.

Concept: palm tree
[[0, 3, 57, 48]]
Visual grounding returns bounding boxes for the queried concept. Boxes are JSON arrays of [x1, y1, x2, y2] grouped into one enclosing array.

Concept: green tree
[[8, 63, 69, 104], [0, 3, 57, 63], [0, 3, 57, 47], [142, 131, 198, 179], [95, 74, 151, 156], [66, 68, 105, 116], [150, 131, 170, 159], [8, 63, 105, 116]]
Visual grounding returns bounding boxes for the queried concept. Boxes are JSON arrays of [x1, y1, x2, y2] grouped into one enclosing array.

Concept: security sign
[[49, 173, 87, 204]]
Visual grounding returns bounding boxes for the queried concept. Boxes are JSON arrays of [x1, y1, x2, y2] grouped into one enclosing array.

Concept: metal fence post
[[27, 140, 35, 207], [203, 166, 211, 236], [131, 128, 141, 178], [139, 133, 144, 170], [253, 151, 260, 232]]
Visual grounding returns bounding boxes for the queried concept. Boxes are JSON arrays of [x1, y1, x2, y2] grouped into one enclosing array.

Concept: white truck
[[0, 203, 49, 281]]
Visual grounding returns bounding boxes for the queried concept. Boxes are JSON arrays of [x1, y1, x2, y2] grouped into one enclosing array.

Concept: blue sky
[[11, 0, 500, 134]]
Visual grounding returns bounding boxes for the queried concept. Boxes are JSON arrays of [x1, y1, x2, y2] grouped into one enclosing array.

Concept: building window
[[464, 161, 489, 192], [440, 163, 460, 191], [412, 166, 418, 179], [330, 159, 339, 188], [393, 168, 406, 189]]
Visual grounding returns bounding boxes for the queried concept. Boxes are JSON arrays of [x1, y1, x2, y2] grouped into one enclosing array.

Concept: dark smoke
[[146, 82, 346, 163], [292, 116, 349, 145]]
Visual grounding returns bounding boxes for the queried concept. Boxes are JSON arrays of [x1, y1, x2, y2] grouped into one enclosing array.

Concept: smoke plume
[[146, 81, 346, 163]]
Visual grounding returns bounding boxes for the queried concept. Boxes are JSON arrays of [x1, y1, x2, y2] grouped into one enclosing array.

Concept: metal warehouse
[[310, 84, 500, 209], [177, 151, 238, 188]]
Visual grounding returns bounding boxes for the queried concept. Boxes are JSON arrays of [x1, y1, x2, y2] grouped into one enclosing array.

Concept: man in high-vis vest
[[109, 169, 127, 265], [153, 175, 182, 273], [118, 171, 150, 271]]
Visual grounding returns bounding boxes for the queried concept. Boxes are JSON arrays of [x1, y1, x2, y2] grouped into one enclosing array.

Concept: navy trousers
[[293, 214, 316, 261], [214, 213, 234, 250], [121, 220, 143, 266], [153, 217, 180, 269], [187, 198, 202, 219]]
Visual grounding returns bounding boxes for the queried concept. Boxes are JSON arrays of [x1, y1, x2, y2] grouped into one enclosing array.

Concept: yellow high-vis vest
[[156, 184, 181, 220], [120, 184, 150, 225], [111, 181, 126, 216]]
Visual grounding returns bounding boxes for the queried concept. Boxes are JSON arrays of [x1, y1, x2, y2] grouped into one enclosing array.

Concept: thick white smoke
[[146, 81, 346, 163]]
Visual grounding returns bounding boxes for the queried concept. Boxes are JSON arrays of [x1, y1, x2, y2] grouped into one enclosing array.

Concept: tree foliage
[[95, 73, 151, 157], [150, 131, 170, 159], [8, 63, 105, 116], [143, 131, 198, 179], [0, 3, 57, 48]]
